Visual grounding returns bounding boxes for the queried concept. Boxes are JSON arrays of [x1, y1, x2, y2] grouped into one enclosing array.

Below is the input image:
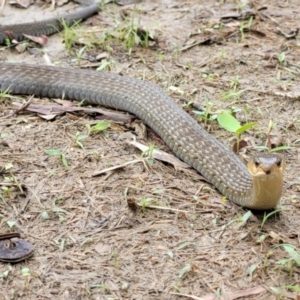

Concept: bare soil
[[0, 0, 300, 299]]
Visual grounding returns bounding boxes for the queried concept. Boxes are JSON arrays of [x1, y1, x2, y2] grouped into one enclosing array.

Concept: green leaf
[[59, 215, 66, 222], [52, 207, 68, 213], [7, 221, 16, 228], [167, 251, 174, 259], [0, 133, 8, 138], [236, 122, 257, 135], [21, 268, 30, 276], [60, 154, 70, 170], [270, 146, 293, 152], [147, 158, 154, 166], [121, 282, 129, 290], [270, 287, 282, 295], [239, 210, 252, 222], [5, 163, 13, 170], [248, 264, 256, 276], [45, 149, 62, 156], [217, 113, 241, 133], [179, 264, 191, 278], [41, 211, 49, 220], [261, 208, 284, 228], [76, 140, 84, 149], [177, 242, 191, 250], [4, 177, 12, 182], [222, 91, 241, 100], [77, 134, 88, 141], [1, 270, 9, 278], [286, 285, 300, 293], [281, 244, 300, 266], [256, 234, 265, 243], [268, 120, 274, 132], [90, 121, 111, 133], [276, 258, 292, 265]]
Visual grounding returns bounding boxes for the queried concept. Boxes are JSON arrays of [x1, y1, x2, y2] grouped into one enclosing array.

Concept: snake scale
[[0, 3, 285, 210]]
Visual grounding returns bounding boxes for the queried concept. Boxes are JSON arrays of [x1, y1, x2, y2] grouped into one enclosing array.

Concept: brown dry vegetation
[[0, 0, 300, 299]]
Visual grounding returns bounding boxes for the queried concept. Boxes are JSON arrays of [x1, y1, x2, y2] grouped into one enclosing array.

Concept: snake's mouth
[[251, 171, 278, 181]]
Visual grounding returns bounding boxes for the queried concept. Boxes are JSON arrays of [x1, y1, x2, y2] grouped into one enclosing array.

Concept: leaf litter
[[0, 0, 300, 299]]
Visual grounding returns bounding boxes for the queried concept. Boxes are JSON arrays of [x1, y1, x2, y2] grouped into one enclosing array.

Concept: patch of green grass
[[75, 132, 88, 150], [73, 121, 111, 151], [239, 16, 253, 41], [141, 143, 156, 166], [274, 244, 300, 276], [96, 58, 116, 71], [254, 120, 293, 152], [193, 101, 218, 126], [139, 197, 154, 212], [60, 19, 81, 53], [221, 210, 252, 230], [95, 6, 152, 52], [264, 244, 300, 283], [45, 149, 70, 169], [0, 87, 18, 100], [260, 208, 284, 228], [278, 52, 286, 65], [178, 264, 192, 279]]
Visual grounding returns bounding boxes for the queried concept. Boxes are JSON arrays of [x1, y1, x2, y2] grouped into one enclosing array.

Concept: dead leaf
[[275, 27, 299, 39], [127, 197, 138, 211], [38, 114, 59, 120], [94, 242, 111, 255], [95, 52, 110, 61], [9, 0, 31, 8], [23, 34, 48, 45], [15, 43, 27, 53], [130, 121, 147, 140], [128, 140, 190, 169], [269, 231, 284, 243], [232, 140, 248, 153], [220, 9, 256, 20], [270, 136, 283, 149], [12, 102, 134, 123]]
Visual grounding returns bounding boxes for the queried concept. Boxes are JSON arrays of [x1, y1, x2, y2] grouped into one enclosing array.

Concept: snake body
[[0, 3, 100, 44], [0, 3, 285, 210], [0, 63, 285, 209]]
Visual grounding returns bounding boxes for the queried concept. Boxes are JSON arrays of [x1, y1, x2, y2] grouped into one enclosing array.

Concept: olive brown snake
[[0, 2, 286, 210]]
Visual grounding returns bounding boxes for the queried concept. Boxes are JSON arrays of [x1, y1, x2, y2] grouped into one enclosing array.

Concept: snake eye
[[254, 161, 259, 168], [276, 160, 281, 167]]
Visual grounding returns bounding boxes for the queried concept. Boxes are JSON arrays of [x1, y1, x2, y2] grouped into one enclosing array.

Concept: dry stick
[[137, 203, 188, 214], [92, 158, 148, 177]]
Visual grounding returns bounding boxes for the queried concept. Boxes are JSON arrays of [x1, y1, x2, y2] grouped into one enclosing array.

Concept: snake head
[[247, 153, 286, 180]]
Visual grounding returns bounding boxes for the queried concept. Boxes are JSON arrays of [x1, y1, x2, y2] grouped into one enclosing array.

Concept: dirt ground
[[0, 0, 300, 299]]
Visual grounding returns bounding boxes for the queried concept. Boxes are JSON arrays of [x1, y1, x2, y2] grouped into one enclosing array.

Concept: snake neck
[[249, 175, 283, 210]]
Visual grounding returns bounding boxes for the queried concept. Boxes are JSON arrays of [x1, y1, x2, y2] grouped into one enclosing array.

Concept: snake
[[0, 4, 286, 210]]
